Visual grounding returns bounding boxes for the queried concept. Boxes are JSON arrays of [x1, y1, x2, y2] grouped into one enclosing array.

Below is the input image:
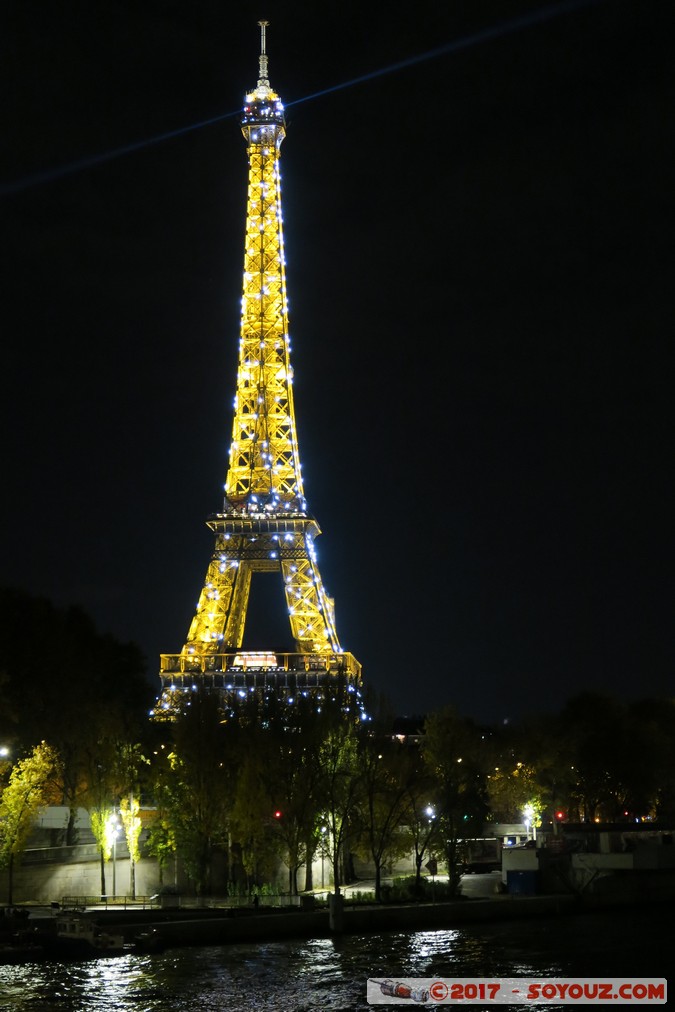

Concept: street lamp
[[0, 746, 9, 786], [523, 803, 536, 843], [106, 811, 121, 899]]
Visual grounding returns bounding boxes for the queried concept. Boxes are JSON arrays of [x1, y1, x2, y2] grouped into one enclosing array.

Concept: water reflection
[[77, 957, 160, 1010], [407, 928, 462, 967], [0, 908, 669, 1012]]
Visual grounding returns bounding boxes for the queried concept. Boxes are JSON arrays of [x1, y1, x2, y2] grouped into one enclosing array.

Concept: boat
[[38, 914, 133, 959]]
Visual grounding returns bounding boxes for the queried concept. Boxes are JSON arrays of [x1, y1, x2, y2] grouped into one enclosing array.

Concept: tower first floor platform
[[151, 649, 362, 719]]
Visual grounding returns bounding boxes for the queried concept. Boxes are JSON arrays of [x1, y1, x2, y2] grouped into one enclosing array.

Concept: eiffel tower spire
[[154, 24, 361, 717]]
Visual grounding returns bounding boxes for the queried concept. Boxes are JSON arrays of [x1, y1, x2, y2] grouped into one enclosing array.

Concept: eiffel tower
[[153, 23, 361, 718]]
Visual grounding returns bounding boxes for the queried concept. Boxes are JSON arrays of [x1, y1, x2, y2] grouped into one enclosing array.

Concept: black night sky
[[2, 0, 672, 726]]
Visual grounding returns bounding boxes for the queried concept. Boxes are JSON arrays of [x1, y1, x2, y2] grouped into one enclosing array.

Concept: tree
[[399, 764, 443, 895], [486, 761, 543, 827], [120, 793, 143, 899], [229, 675, 366, 898], [317, 726, 360, 896], [627, 698, 675, 821], [510, 715, 578, 832], [421, 707, 489, 896], [150, 691, 232, 897], [229, 743, 280, 893], [0, 588, 154, 846], [144, 801, 176, 889], [225, 693, 314, 896], [0, 741, 60, 904], [81, 743, 119, 899], [557, 693, 633, 821], [352, 729, 416, 902]]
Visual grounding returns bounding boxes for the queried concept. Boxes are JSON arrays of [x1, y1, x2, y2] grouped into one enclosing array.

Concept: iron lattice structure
[[154, 24, 361, 718]]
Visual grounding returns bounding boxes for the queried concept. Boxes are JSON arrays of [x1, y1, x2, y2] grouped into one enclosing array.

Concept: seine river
[[0, 906, 669, 1011]]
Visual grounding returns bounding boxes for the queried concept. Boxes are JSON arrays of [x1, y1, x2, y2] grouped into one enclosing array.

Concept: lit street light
[[0, 746, 10, 785], [106, 811, 121, 899], [523, 803, 536, 843]]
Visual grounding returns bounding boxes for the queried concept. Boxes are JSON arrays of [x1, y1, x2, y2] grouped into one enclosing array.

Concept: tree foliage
[[3, 587, 675, 900], [0, 741, 61, 903], [421, 707, 489, 894], [149, 691, 234, 896], [0, 587, 155, 845], [352, 727, 421, 902]]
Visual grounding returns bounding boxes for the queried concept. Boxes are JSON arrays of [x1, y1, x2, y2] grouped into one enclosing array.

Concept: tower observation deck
[[153, 23, 361, 718]]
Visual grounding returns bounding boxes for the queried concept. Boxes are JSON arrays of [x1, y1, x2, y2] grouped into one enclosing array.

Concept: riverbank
[[16, 890, 671, 953], [138, 894, 579, 948]]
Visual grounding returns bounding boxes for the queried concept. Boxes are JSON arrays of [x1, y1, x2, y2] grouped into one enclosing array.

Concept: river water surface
[[0, 905, 669, 1011]]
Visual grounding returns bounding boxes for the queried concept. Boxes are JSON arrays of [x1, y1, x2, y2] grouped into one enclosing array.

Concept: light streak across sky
[[285, 0, 604, 109], [1, 0, 604, 197]]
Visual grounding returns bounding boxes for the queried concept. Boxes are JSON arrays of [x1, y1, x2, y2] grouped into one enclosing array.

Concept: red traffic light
[[555, 810, 565, 821], [274, 810, 282, 819]]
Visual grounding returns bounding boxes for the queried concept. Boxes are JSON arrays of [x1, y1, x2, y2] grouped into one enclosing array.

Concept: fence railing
[[58, 895, 158, 911], [58, 893, 319, 912]]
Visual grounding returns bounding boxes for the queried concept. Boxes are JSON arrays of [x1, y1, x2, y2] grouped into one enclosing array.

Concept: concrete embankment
[[76, 894, 583, 949], [27, 892, 666, 953]]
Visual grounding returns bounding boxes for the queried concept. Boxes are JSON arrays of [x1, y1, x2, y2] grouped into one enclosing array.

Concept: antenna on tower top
[[257, 20, 270, 87]]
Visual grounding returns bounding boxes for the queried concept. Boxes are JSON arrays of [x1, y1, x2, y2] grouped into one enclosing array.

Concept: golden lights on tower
[[154, 23, 361, 719]]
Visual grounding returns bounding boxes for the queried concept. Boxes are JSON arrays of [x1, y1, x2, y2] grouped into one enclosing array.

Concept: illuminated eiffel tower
[[153, 23, 361, 718]]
